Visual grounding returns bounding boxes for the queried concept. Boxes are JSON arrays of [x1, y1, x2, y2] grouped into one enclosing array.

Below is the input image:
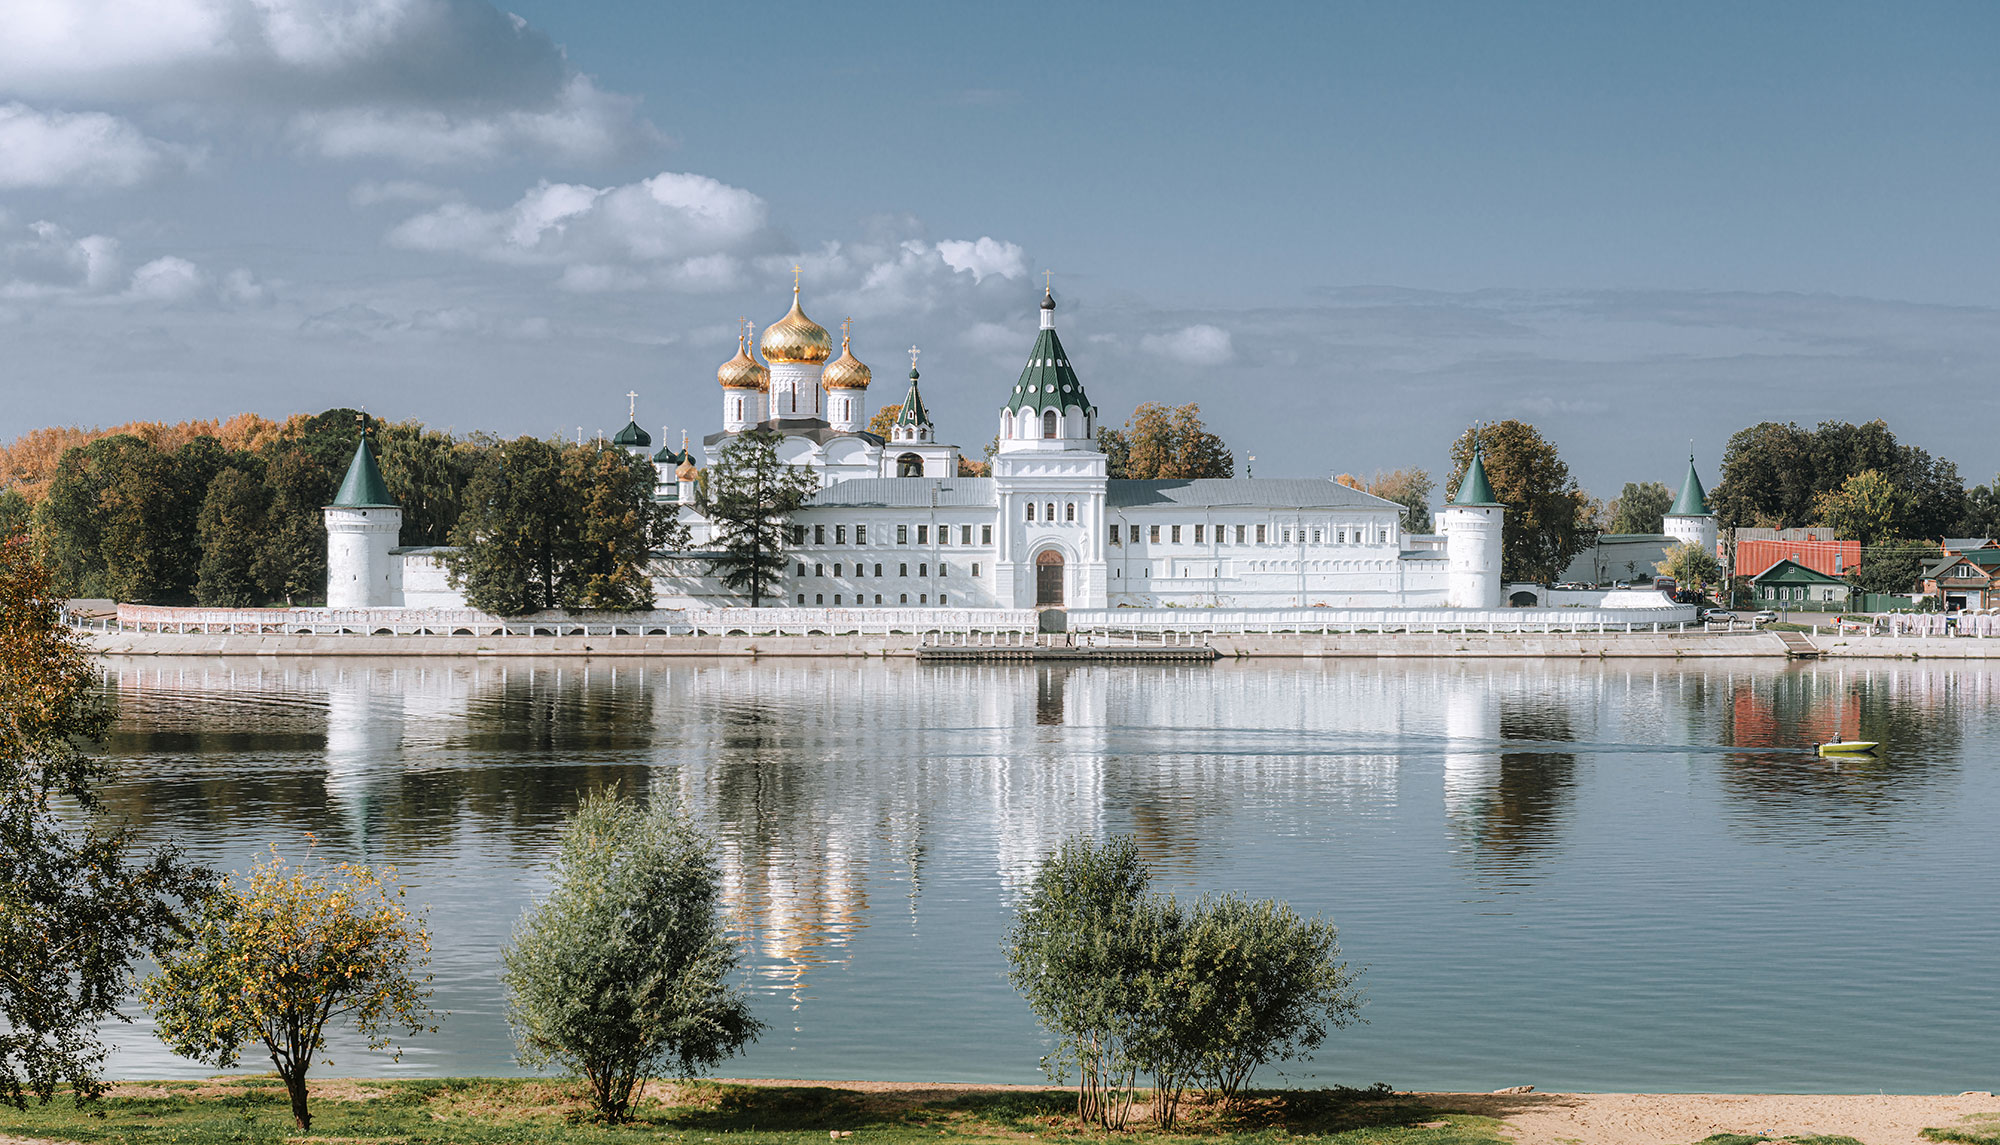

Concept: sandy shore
[[714, 1080, 2000, 1144], [1418, 1089, 1999, 1144]]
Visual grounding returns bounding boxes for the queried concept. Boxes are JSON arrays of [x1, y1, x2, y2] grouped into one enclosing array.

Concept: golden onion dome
[[759, 286, 832, 364], [821, 329, 872, 390], [717, 331, 769, 391], [675, 459, 699, 481]]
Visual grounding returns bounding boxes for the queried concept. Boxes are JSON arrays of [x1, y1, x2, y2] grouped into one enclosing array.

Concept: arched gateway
[[1035, 549, 1065, 607]]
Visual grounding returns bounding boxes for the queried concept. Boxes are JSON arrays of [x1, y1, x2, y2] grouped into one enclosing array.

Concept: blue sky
[[3, 1, 1998, 495]]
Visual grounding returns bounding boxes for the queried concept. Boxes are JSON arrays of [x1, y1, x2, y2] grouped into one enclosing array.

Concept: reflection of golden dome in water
[[759, 287, 832, 364], [717, 332, 769, 391], [821, 331, 872, 390]]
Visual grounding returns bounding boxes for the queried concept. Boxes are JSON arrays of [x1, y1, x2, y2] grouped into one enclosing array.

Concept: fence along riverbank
[[70, 602, 2000, 658]]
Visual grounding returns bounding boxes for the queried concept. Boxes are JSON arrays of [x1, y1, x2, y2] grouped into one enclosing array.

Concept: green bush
[[1004, 835, 1363, 1130], [502, 789, 763, 1122]]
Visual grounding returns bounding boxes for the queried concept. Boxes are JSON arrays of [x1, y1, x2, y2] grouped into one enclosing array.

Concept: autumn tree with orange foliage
[[143, 847, 437, 1131], [0, 539, 212, 1108], [1099, 403, 1233, 480], [0, 415, 278, 505]]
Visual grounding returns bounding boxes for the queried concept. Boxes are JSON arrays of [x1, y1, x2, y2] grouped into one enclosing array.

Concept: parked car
[[1752, 610, 1778, 624], [1703, 608, 1737, 622]]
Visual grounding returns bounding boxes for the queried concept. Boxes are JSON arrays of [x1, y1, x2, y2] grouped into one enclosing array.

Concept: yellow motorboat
[[1818, 741, 1879, 756]]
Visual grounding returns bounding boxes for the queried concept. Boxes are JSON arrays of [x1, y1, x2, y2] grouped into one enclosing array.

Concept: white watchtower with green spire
[[1663, 454, 1717, 553], [1437, 444, 1505, 609], [322, 434, 402, 609], [990, 286, 1108, 609]]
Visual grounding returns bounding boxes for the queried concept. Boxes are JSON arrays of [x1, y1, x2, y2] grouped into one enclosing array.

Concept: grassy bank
[[0, 1077, 1508, 1145], [0, 1077, 1957, 1145]]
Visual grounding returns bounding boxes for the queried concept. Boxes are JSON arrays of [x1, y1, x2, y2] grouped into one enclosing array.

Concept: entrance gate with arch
[[1036, 549, 1065, 607]]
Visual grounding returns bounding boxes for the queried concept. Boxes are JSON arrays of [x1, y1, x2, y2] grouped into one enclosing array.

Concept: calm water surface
[[94, 656, 2000, 1092]]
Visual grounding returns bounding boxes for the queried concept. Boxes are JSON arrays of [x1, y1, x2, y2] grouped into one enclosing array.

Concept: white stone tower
[[991, 286, 1108, 609], [1437, 445, 1504, 609], [1663, 453, 1718, 553], [323, 436, 402, 609], [717, 324, 769, 432], [822, 319, 872, 432], [759, 276, 832, 422]]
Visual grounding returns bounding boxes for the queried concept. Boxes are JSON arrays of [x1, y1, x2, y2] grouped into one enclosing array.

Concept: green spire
[[1667, 453, 1712, 517], [895, 367, 932, 429], [1006, 328, 1092, 414], [1454, 446, 1498, 506], [330, 438, 396, 508]]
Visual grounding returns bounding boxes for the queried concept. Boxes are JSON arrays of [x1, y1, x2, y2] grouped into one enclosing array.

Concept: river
[[92, 655, 2000, 1092]]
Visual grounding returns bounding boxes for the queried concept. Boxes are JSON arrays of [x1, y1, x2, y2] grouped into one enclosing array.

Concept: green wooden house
[[1750, 558, 1850, 606]]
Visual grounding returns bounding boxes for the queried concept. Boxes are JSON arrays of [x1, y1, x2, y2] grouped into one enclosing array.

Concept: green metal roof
[[1453, 449, 1499, 507], [1667, 454, 1712, 516], [653, 444, 685, 464], [1006, 329, 1094, 414], [894, 368, 931, 427], [1751, 558, 1845, 586], [330, 439, 396, 508], [612, 419, 652, 448]]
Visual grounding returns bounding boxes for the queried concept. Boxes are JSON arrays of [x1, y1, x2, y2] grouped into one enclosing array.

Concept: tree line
[[0, 408, 690, 612]]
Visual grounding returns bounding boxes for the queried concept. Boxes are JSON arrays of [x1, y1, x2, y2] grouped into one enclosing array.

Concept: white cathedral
[[326, 282, 1521, 613]]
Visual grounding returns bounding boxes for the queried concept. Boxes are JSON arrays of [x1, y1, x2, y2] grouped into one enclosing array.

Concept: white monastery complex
[[320, 281, 1701, 619]]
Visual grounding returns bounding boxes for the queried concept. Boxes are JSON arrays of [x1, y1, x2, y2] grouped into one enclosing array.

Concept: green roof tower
[[330, 437, 396, 508], [1453, 446, 1499, 507], [1664, 452, 1718, 553]]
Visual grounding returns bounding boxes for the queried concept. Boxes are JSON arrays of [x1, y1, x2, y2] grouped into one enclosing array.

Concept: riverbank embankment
[[0, 1076, 1994, 1145], [79, 628, 2000, 658]]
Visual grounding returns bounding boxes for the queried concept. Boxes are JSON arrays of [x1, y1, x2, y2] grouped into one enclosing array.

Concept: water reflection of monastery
[[100, 656, 1996, 990]]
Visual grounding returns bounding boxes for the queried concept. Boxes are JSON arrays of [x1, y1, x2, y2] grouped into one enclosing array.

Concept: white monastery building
[[326, 282, 1517, 612]]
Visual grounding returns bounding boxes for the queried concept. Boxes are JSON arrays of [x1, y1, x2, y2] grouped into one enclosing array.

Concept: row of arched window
[[1002, 407, 1092, 440], [1023, 501, 1079, 523]]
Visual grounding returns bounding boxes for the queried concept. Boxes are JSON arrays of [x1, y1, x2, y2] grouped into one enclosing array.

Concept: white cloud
[[0, 1, 657, 167], [962, 320, 1025, 355], [349, 179, 457, 207], [0, 102, 196, 189], [127, 256, 207, 302], [937, 237, 1026, 283], [0, 0, 559, 104], [1142, 323, 1234, 366], [0, 221, 123, 296], [294, 75, 655, 166], [388, 171, 772, 285], [219, 267, 271, 305]]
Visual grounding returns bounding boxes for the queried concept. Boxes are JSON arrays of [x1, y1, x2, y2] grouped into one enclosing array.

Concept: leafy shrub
[[503, 789, 762, 1123], [1005, 835, 1363, 1129]]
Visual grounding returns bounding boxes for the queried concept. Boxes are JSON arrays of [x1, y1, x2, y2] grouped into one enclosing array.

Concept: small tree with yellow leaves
[[141, 847, 436, 1130]]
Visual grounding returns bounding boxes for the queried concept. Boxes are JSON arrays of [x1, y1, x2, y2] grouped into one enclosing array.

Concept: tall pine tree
[[699, 429, 817, 607]]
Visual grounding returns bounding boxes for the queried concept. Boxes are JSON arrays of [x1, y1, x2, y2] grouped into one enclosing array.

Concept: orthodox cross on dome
[[1043, 270, 1052, 290], [908, 345, 921, 372], [627, 390, 639, 420], [792, 263, 801, 291], [841, 316, 852, 341]]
